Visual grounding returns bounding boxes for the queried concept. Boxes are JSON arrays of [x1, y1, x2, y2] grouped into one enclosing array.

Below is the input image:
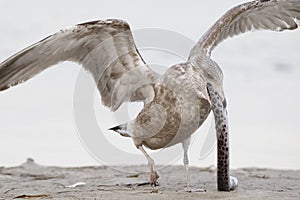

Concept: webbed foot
[[150, 171, 159, 186]]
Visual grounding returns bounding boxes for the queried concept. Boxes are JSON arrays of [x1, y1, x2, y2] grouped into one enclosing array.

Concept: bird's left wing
[[189, 0, 300, 57], [0, 19, 158, 111]]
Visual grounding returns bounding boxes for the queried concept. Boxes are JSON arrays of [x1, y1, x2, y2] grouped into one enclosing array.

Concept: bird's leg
[[182, 138, 193, 192], [182, 137, 191, 191], [138, 146, 159, 186], [206, 83, 238, 191], [182, 137, 206, 192]]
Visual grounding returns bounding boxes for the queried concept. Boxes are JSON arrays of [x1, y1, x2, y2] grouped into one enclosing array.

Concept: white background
[[0, 0, 299, 169]]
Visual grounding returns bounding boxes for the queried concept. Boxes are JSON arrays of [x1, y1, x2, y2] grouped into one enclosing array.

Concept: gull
[[0, 0, 299, 192]]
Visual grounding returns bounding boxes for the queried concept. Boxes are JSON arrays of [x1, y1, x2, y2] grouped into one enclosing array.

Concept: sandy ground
[[0, 159, 299, 200]]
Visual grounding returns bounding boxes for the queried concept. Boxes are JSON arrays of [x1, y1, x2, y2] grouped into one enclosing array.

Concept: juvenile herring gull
[[0, 0, 299, 192]]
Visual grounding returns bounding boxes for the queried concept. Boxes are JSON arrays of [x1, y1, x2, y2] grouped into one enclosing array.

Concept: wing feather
[[189, 0, 300, 57], [0, 19, 157, 111]]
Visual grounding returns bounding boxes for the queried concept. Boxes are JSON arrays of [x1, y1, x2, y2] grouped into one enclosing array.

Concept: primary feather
[[190, 0, 300, 57]]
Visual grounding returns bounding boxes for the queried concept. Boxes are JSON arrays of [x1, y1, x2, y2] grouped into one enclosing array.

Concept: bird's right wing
[[189, 0, 300, 58], [0, 19, 158, 111]]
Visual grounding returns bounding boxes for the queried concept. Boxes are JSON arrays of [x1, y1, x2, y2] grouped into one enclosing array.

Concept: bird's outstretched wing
[[190, 0, 300, 57], [0, 19, 157, 111]]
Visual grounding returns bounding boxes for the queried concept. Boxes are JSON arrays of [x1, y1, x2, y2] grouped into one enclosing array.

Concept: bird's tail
[[108, 123, 131, 137]]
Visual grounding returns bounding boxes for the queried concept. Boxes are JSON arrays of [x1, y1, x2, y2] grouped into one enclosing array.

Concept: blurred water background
[[0, 0, 299, 169]]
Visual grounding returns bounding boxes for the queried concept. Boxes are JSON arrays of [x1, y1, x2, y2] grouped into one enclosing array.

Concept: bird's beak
[[108, 125, 121, 132]]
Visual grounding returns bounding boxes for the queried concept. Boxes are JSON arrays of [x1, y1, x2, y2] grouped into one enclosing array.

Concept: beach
[[1, 159, 299, 199]]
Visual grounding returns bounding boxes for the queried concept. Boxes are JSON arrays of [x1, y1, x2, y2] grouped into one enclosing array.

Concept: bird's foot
[[149, 171, 159, 186], [229, 176, 238, 190], [184, 186, 206, 193]]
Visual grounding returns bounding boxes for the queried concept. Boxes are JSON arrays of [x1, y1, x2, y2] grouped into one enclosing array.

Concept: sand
[[0, 158, 299, 199]]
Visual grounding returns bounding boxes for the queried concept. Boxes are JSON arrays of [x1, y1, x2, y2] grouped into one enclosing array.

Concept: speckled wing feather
[[0, 19, 157, 111], [190, 0, 300, 57]]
